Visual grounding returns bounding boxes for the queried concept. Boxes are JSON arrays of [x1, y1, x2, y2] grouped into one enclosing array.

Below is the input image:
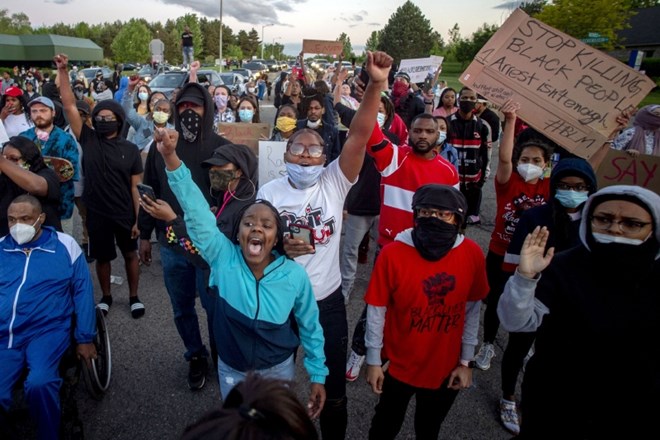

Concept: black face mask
[[459, 100, 476, 115], [179, 108, 202, 142], [411, 217, 459, 261], [94, 120, 119, 136]]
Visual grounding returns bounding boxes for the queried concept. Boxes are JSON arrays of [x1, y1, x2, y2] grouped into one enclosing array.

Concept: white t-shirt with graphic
[[258, 159, 355, 301], [3, 113, 33, 138]]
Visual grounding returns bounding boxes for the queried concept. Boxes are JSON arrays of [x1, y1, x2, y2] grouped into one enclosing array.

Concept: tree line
[[2, 0, 659, 67]]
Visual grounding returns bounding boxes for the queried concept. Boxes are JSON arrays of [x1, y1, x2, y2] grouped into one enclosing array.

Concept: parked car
[[148, 70, 224, 99], [232, 68, 255, 82], [242, 62, 268, 77], [333, 61, 355, 76], [264, 59, 280, 72], [79, 67, 113, 83], [219, 72, 247, 95], [137, 64, 171, 83]]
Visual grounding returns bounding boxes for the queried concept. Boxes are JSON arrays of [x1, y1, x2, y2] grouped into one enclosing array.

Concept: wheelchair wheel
[[81, 307, 112, 400]]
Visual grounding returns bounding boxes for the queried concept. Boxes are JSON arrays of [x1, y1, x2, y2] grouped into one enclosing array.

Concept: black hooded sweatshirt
[[80, 100, 143, 229], [139, 83, 230, 241]]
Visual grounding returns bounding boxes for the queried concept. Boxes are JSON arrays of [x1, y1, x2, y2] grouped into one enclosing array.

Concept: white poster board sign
[[258, 141, 287, 187], [397, 55, 444, 83]]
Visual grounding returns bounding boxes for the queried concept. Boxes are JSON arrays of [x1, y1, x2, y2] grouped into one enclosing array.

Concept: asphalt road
[[18, 87, 517, 440]]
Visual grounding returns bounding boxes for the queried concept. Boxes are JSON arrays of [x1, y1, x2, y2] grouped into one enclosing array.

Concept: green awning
[[0, 33, 103, 63]]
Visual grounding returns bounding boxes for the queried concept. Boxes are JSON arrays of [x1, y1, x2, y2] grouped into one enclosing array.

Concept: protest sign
[[258, 141, 288, 186], [397, 56, 444, 83], [302, 39, 344, 56], [596, 149, 660, 194], [460, 9, 656, 159], [218, 123, 270, 156]]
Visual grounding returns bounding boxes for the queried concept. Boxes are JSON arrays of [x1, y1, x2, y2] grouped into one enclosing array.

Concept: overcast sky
[[4, 0, 523, 54]]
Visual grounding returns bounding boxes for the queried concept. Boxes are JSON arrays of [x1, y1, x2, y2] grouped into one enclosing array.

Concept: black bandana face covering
[[412, 217, 459, 261], [180, 108, 202, 142]]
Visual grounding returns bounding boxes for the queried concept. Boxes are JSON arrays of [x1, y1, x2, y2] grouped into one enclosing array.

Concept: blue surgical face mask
[[138, 92, 149, 101], [377, 112, 386, 128], [437, 130, 447, 145], [238, 109, 254, 122], [554, 189, 589, 209], [285, 163, 323, 189]]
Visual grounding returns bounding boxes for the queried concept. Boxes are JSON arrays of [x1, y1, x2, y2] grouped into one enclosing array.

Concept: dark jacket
[[139, 83, 230, 241]]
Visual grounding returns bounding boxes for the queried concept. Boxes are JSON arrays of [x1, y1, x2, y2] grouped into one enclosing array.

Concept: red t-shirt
[[367, 125, 460, 247], [365, 237, 489, 389], [489, 172, 551, 256]]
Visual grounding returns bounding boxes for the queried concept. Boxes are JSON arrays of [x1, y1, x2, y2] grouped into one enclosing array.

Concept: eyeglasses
[[556, 182, 589, 192], [94, 115, 117, 122], [417, 208, 455, 221], [590, 215, 651, 234], [288, 143, 324, 158]]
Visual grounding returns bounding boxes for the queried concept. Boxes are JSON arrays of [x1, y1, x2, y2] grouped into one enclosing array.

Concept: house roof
[[618, 6, 660, 47], [0, 33, 103, 62]]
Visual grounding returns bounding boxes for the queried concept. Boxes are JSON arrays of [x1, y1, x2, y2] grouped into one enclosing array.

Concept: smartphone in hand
[[137, 183, 157, 201], [289, 223, 315, 249], [358, 63, 370, 87], [423, 77, 433, 93]]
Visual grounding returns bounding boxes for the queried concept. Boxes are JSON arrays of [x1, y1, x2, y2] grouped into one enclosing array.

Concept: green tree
[[630, 0, 659, 6], [377, 0, 435, 63], [111, 19, 152, 63], [337, 32, 354, 59], [176, 14, 203, 60], [0, 9, 32, 35], [429, 31, 445, 56], [225, 44, 244, 63], [455, 23, 499, 66], [520, 0, 548, 15], [365, 30, 380, 52], [535, 0, 634, 50]]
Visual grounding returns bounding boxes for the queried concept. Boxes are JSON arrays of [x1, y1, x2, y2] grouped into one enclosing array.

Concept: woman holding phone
[[140, 131, 327, 418]]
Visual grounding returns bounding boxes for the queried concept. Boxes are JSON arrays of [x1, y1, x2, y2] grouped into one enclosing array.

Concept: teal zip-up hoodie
[[167, 163, 328, 384]]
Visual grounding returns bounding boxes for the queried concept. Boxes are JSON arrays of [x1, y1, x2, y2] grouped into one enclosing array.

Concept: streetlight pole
[[272, 36, 281, 59], [219, 0, 223, 71], [261, 24, 273, 59]]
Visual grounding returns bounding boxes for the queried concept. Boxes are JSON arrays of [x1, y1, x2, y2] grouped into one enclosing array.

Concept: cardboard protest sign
[[397, 56, 444, 83], [596, 149, 660, 194], [302, 39, 344, 56], [460, 9, 656, 160], [258, 141, 288, 186], [218, 123, 271, 156]]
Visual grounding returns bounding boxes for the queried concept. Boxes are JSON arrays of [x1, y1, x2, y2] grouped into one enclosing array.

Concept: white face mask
[[307, 119, 321, 129], [285, 163, 323, 189], [376, 113, 386, 128], [437, 130, 447, 145], [592, 232, 648, 246], [517, 163, 544, 182], [10, 218, 40, 245]]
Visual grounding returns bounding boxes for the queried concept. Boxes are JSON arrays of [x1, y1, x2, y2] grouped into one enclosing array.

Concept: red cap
[[4, 86, 23, 97]]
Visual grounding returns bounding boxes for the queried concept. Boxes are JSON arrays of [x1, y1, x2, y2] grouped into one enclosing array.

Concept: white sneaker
[[345, 350, 365, 382], [500, 399, 520, 434], [475, 343, 496, 370]]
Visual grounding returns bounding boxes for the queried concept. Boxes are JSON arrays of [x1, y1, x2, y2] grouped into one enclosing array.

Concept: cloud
[[338, 9, 368, 24], [158, 0, 308, 25], [47, 0, 74, 4], [493, 1, 523, 9]]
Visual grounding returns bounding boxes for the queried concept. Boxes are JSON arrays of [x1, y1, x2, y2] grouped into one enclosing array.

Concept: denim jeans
[[160, 245, 214, 361], [217, 354, 295, 400], [182, 46, 194, 66], [340, 214, 379, 301], [317, 287, 348, 440]]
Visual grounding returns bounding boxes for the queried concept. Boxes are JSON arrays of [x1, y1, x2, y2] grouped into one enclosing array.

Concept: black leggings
[[482, 251, 512, 344], [501, 331, 536, 397]]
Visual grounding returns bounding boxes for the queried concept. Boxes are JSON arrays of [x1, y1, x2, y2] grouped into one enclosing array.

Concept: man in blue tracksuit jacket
[[0, 194, 96, 440]]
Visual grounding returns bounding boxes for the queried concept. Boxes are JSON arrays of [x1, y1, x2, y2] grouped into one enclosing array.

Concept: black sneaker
[[188, 356, 208, 390]]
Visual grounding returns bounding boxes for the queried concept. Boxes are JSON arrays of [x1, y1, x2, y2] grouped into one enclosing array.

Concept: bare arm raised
[[338, 51, 393, 182], [54, 54, 83, 140]]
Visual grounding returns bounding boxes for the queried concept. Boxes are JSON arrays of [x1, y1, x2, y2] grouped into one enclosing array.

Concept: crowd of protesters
[[1, 45, 659, 440]]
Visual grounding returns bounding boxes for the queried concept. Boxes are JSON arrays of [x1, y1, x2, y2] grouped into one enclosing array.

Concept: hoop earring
[[230, 178, 256, 202]]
